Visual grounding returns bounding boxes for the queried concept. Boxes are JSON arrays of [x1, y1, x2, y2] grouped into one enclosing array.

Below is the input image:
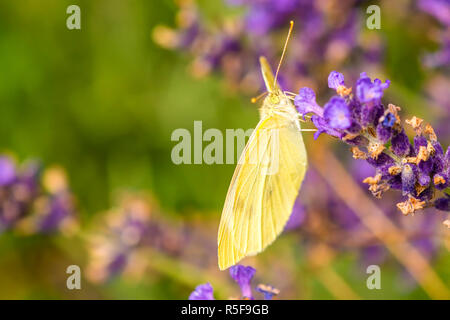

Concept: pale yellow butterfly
[[218, 22, 308, 270]]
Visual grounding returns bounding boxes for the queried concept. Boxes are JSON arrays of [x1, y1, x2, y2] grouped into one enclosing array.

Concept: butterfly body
[[260, 92, 300, 130], [217, 56, 308, 270]]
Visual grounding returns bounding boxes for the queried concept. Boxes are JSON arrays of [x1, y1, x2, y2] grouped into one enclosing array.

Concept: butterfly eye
[[270, 95, 280, 104]]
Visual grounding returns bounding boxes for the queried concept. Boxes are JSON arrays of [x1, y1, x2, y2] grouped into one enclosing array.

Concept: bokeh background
[[0, 0, 449, 299]]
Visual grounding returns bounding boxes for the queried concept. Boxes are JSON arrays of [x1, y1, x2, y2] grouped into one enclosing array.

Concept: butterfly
[[218, 22, 308, 270]]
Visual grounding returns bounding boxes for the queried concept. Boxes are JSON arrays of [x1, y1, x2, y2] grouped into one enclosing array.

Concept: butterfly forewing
[[218, 114, 307, 270]]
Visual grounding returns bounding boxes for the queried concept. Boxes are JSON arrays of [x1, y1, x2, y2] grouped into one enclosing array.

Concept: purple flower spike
[[108, 253, 128, 276], [324, 96, 351, 129], [229, 265, 256, 299], [0, 157, 16, 186], [189, 283, 215, 300], [328, 71, 345, 89], [374, 78, 391, 90], [294, 87, 324, 119]]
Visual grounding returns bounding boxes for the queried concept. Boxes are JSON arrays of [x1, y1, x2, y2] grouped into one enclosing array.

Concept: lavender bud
[[417, 171, 431, 186], [401, 164, 416, 196], [381, 112, 396, 127], [414, 135, 428, 154], [230, 265, 256, 299], [419, 159, 434, 175], [391, 130, 411, 157], [366, 153, 395, 168], [388, 175, 403, 190], [376, 123, 392, 143], [434, 197, 450, 211]]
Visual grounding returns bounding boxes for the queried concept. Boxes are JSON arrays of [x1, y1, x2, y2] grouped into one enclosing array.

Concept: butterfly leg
[[299, 128, 317, 132]]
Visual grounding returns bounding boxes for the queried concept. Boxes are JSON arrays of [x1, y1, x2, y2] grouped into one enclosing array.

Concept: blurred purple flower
[[189, 283, 215, 300], [328, 71, 345, 90], [256, 284, 280, 300], [284, 197, 306, 231], [356, 73, 390, 104], [418, 0, 450, 26], [229, 265, 256, 299], [38, 191, 76, 233], [0, 157, 16, 186], [189, 265, 278, 300]]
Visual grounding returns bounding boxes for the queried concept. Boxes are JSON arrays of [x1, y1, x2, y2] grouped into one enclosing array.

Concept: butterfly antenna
[[273, 20, 294, 88], [251, 91, 268, 103]]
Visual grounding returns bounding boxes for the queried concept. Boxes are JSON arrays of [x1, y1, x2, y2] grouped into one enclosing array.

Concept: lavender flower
[[189, 283, 215, 300], [0, 156, 77, 234], [418, 0, 450, 26], [323, 96, 352, 130], [328, 71, 345, 90], [229, 265, 256, 299], [294, 87, 323, 119], [188, 265, 280, 300], [294, 71, 450, 224]]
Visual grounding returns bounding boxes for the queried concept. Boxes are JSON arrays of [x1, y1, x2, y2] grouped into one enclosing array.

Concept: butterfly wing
[[218, 114, 307, 270], [259, 56, 281, 93]]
